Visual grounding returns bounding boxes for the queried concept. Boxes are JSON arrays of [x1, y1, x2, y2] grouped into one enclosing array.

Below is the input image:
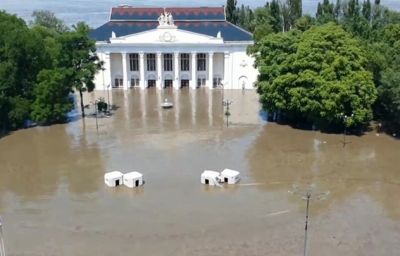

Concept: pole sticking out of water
[[0, 216, 6, 256], [289, 184, 329, 256]]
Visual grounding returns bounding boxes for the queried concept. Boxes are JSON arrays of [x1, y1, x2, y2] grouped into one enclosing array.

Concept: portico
[[91, 6, 258, 91], [103, 51, 225, 90]]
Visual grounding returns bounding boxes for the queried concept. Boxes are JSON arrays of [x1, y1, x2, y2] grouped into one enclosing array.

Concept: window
[[180, 53, 189, 71], [147, 54, 156, 71], [129, 53, 139, 71], [131, 78, 140, 87], [164, 53, 173, 71], [213, 77, 222, 87], [197, 78, 206, 87], [114, 78, 123, 87], [197, 53, 206, 71]]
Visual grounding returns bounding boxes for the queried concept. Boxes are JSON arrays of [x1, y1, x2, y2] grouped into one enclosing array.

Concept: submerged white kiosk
[[104, 171, 124, 187], [201, 170, 221, 186], [220, 169, 240, 184], [123, 171, 144, 188]]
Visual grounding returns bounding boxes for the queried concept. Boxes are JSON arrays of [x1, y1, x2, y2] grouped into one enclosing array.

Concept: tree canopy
[[0, 10, 101, 132], [254, 23, 377, 130], [230, 0, 400, 133]]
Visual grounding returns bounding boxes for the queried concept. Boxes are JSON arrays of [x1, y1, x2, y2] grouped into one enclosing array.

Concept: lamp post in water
[[223, 99, 232, 127], [0, 216, 6, 256], [341, 113, 354, 147], [107, 84, 111, 112], [289, 184, 329, 256]]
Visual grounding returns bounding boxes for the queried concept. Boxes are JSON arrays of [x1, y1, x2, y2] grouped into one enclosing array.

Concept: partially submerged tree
[[31, 69, 74, 123], [59, 22, 102, 118], [254, 23, 377, 130]]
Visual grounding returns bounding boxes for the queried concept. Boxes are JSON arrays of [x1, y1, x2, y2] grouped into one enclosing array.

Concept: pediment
[[110, 27, 223, 44]]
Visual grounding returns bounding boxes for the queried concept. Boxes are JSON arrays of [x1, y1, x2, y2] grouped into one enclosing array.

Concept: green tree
[[31, 10, 68, 33], [288, 0, 302, 27], [295, 15, 314, 31], [269, 0, 283, 33], [362, 0, 372, 21], [31, 69, 73, 123], [251, 7, 274, 40], [0, 11, 48, 129], [370, 24, 400, 131], [226, 0, 238, 24], [316, 0, 335, 24], [334, 0, 342, 21], [253, 23, 377, 130], [58, 22, 102, 118], [377, 70, 400, 131]]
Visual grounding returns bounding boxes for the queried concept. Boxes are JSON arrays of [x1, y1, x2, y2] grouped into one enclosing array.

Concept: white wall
[[110, 53, 123, 87], [213, 53, 224, 82], [229, 48, 258, 89]]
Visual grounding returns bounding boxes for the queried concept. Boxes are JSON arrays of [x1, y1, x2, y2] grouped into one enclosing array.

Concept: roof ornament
[[158, 10, 175, 27]]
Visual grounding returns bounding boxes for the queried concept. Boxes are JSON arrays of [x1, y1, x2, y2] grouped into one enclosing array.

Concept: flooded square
[[0, 89, 399, 256]]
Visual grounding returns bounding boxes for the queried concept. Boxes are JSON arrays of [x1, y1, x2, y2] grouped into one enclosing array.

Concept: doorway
[[148, 80, 156, 88], [205, 179, 209, 185], [135, 180, 139, 187], [115, 180, 120, 186], [181, 79, 189, 88], [164, 79, 173, 88]]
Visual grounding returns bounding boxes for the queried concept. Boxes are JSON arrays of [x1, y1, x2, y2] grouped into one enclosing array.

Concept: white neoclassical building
[[91, 6, 258, 90]]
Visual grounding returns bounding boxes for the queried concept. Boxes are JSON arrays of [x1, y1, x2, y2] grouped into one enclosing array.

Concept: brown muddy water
[[0, 88, 399, 256]]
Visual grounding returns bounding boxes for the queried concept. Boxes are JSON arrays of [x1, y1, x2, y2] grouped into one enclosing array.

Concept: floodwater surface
[[0, 89, 399, 256]]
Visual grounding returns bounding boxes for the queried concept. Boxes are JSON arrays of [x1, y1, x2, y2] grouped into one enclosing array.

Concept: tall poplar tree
[[226, 0, 238, 24], [269, 0, 283, 33]]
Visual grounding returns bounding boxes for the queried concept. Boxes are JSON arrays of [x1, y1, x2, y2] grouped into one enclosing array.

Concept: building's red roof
[[110, 6, 226, 21]]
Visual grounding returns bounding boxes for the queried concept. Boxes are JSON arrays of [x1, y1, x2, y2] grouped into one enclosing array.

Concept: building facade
[[91, 6, 259, 90]]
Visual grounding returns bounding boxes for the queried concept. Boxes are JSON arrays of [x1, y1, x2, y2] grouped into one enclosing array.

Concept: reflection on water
[[0, 89, 399, 256]]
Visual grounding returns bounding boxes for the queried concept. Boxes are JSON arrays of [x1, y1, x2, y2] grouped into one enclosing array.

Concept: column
[[139, 52, 145, 90], [208, 52, 214, 89], [224, 52, 230, 89], [174, 52, 180, 90], [208, 89, 213, 126], [191, 51, 197, 90], [156, 52, 162, 89], [122, 52, 128, 90], [103, 52, 111, 90]]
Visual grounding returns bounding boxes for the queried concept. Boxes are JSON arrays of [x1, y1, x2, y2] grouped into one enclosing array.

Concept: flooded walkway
[[0, 89, 399, 256]]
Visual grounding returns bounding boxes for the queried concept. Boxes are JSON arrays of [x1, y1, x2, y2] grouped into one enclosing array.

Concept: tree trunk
[[79, 89, 85, 118]]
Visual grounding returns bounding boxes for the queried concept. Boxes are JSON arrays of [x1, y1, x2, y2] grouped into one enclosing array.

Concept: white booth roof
[[202, 170, 220, 178], [105, 171, 124, 179], [221, 169, 240, 177], [124, 171, 143, 179]]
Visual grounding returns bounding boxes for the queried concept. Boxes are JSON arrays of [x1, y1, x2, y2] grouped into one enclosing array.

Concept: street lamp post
[[0, 216, 6, 256], [289, 184, 329, 256], [341, 113, 354, 147], [107, 84, 110, 112], [223, 99, 232, 127]]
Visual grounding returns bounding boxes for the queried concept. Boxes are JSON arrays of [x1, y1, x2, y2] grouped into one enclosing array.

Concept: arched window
[[238, 76, 248, 89]]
